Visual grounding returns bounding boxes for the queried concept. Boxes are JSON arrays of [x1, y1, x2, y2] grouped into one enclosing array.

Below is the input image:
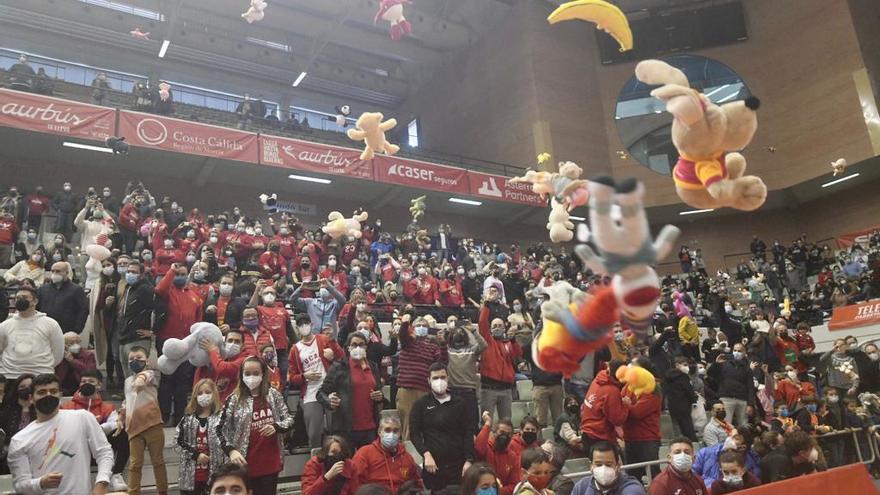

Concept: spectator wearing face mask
[[571, 441, 645, 495], [703, 402, 734, 447], [554, 394, 584, 456], [302, 435, 360, 495], [479, 303, 521, 422], [475, 413, 521, 493], [34, 261, 87, 332], [23, 186, 49, 231], [203, 273, 244, 329], [821, 338, 860, 397], [55, 332, 96, 395], [621, 358, 662, 480], [118, 198, 142, 254], [17, 228, 41, 260], [4, 247, 46, 285], [860, 342, 880, 393], [320, 255, 350, 297], [773, 363, 815, 409], [509, 416, 542, 457], [462, 268, 483, 306], [396, 314, 447, 441], [0, 209, 19, 269], [352, 416, 422, 492], [51, 182, 78, 241], [580, 360, 629, 454], [193, 329, 248, 402], [438, 268, 464, 309], [154, 236, 183, 280], [446, 320, 487, 435], [693, 428, 761, 487], [663, 356, 698, 441], [647, 437, 706, 495], [292, 280, 347, 336], [248, 280, 293, 391], [405, 265, 439, 305], [258, 240, 287, 280], [707, 344, 753, 427]]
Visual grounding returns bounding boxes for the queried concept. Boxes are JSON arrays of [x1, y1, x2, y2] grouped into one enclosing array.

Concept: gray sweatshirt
[[447, 329, 487, 390]]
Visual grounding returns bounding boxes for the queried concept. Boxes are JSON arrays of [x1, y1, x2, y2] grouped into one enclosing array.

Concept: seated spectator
[[511, 447, 555, 495], [693, 428, 760, 487], [475, 412, 521, 494], [302, 435, 360, 495], [542, 442, 574, 495], [462, 462, 500, 495], [55, 331, 97, 395], [760, 430, 823, 482], [351, 415, 422, 492], [208, 463, 253, 495], [709, 449, 762, 494], [4, 247, 45, 285], [554, 394, 583, 455], [703, 401, 734, 447], [510, 416, 542, 456], [571, 441, 645, 495], [0, 374, 35, 475], [648, 437, 706, 495], [0, 287, 65, 378]]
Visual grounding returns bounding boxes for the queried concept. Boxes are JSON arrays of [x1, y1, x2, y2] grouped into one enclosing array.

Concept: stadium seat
[[516, 379, 534, 401], [542, 426, 554, 441], [0, 474, 14, 495], [561, 457, 591, 475], [660, 412, 674, 440], [404, 440, 424, 467], [511, 401, 532, 427]]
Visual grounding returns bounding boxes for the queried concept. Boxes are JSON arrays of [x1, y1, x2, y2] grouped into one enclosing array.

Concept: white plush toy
[[346, 112, 399, 160], [242, 0, 267, 24], [546, 198, 574, 243], [322, 210, 369, 240], [335, 105, 351, 127], [158, 322, 226, 375]]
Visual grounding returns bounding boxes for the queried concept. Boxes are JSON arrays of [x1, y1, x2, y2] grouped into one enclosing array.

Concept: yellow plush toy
[[346, 112, 399, 160], [322, 210, 369, 240], [615, 364, 656, 398]]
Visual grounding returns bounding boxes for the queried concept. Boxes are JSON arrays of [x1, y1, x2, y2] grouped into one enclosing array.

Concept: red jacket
[[274, 234, 297, 261], [155, 271, 205, 341], [153, 248, 183, 277], [242, 327, 274, 358], [580, 369, 629, 442], [409, 276, 439, 305], [478, 306, 521, 384], [55, 350, 97, 389], [319, 268, 349, 297], [257, 304, 291, 350], [438, 279, 463, 307], [119, 203, 140, 231], [302, 457, 360, 495], [25, 194, 50, 216], [258, 251, 288, 279], [0, 216, 19, 245], [509, 433, 541, 457], [622, 386, 662, 442], [774, 379, 816, 409], [648, 467, 708, 495], [194, 349, 248, 402], [352, 439, 421, 494], [474, 425, 521, 490], [288, 335, 344, 397], [61, 391, 116, 424]]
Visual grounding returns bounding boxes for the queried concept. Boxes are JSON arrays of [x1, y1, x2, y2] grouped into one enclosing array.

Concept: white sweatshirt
[[8, 409, 113, 494], [0, 311, 64, 378]]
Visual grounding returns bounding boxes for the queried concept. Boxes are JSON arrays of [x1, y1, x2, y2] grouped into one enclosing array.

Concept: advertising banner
[[0, 88, 115, 141], [259, 134, 373, 180], [467, 171, 546, 206], [829, 300, 880, 331], [374, 155, 469, 194]]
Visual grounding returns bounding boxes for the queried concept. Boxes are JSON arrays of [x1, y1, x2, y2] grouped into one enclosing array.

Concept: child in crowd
[[176, 378, 222, 495], [709, 451, 762, 494], [511, 447, 555, 495], [122, 346, 169, 495]]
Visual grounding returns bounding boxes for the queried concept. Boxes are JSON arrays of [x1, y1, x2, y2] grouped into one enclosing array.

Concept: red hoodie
[[474, 425, 521, 491], [155, 270, 205, 341], [622, 386, 662, 442], [302, 457, 360, 495], [352, 439, 421, 493], [288, 335, 344, 397], [478, 306, 521, 385], [61, 392, 116, 424], [580, 369, 629, 442], [194, 349, 248, 402]]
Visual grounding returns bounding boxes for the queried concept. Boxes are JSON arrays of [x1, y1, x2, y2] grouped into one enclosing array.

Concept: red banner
[[828, 300, 880, 330], [117, 111, 258, 162], [0, 88, 115, 141], [737, 464, 878, 495], [259, 135, 373, 180], [467, 171, 547, 206], [373, 155, 469, 194], [836, 225, 880, 248]]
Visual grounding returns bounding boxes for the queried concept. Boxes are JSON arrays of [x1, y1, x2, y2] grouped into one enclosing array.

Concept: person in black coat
[[707, 343, 754, 428], [110, 262, 156, 375], [36, 262, 88, 333], [0, 374, 36, 475], [649, 325, 682, 380], [664, 356, 698, 441]]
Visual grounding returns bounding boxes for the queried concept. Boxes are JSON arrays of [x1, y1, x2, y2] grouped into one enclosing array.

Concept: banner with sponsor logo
[[262, 200, 317, 216], [835, 225, 880, 248], [0, 88, 115, 141], [118, 111, 258, 162], [466, 171, 546, 206], [828, 300, 880, 330], [737, 464, 878, 495], [259, 134, 373, 180], [374, 156, 469, 194]]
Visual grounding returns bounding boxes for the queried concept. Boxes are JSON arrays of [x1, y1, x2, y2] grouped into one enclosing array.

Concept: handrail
[[719, 237, 838, 271]]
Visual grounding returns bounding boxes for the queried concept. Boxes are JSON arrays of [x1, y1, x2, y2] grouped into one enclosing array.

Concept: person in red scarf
[[194, 329, 249, 402]]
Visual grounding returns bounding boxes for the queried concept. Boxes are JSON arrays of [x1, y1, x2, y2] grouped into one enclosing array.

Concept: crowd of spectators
[[0, 178, 878, 495]]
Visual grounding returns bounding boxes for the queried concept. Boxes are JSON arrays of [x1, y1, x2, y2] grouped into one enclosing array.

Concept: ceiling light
[[288, 174, 331, 184], [449, 198, 482, 206], [821, 173, 860, 188], [679, 208, 715, 216], [158, 39, 170, 58], [569, 216, 586, 221], [63, 141, 113, 153], [292, 71, 308, 87]]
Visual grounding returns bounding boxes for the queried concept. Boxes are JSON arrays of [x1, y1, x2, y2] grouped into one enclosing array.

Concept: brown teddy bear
[[634, 59, 767, 211]]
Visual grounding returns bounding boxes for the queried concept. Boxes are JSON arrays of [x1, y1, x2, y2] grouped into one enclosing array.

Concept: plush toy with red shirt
[[634, 59, 766, 211], [374, 0, 412, 41]]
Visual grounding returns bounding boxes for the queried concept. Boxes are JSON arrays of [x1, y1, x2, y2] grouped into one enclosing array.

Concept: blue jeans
[[565, 380, 589, 404]]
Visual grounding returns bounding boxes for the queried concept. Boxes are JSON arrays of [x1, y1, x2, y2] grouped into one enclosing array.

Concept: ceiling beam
[[501, 206, 540, 226]]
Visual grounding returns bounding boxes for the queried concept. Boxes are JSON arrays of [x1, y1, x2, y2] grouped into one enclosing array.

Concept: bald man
[[37, 262, 89, 334], [56, 332, 97, 395]]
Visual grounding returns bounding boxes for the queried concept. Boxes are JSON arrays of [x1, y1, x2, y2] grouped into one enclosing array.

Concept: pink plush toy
[[672, 290, 690, 318], [375, 0, 412, 41]]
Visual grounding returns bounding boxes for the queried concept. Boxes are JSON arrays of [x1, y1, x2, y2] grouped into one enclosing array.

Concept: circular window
[[614, 54, 752, 176]]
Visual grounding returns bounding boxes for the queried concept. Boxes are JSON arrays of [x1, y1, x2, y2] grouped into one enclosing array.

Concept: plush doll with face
[[242, 0, 267, 23], [616, 364, 657, 398], [634, 59, 767, 211], [546, 198, 574, 243], [375, 0, 413, 41], [323, 210, 369, 240], [346, 112, 399, 160]]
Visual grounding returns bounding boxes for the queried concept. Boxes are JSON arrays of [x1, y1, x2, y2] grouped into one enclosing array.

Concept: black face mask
[[522, 431, 538, 445], [35, 395, 60, 415], [323, 453, 343, 470], [79, 383, 97, 397], [14, 298, 30, 312], [494, 433, 511, 452], [17, 388, 32, 401], [715, 411, 727, 421], [566, 404, 580, 415]]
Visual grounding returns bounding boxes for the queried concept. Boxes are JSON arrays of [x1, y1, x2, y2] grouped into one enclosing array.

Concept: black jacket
[[708, 358, 754, 402], [36, 280, 88, 333], [52, 191, 81, 214], [318, 359, 383, 437], [663, 368, 697, 412], [203, 295, 247, 330], [409, 393, 475, 466], [114, 279, 156, 344]]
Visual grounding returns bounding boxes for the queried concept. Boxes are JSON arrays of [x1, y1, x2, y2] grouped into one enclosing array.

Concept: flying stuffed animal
[[831, 158, 847, 176], [537, 152, 552, 165], [533, 176, 680, 376], [334, 105, 351, 127], [634, 59, 766, 211], [323, 210, 369, 240], [616, 364, 657, 397], [511, 161, 588, 211], [158, 322, 226, 375], [531, 281, 587, 324], [130, 27, 151, 40], [546, 198, 574, 243], [157, 81, 171, 101], [547, 0, 633, 52], [375, 0, 412, 41], [242, 0, 267, 24], [409, 195, 426, 223], [346, 112, 399, 160], [672, 290, 690, 318]]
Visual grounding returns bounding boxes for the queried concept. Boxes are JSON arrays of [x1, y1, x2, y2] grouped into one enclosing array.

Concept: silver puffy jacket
[[175, 413, 222, 491], [216, 388, 294, 461]]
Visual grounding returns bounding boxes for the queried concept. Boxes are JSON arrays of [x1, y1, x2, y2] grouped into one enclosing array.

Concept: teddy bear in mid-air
[[346, 112, 399, 160], [634, 59, 767, 211], [546, 198, 574, 243]]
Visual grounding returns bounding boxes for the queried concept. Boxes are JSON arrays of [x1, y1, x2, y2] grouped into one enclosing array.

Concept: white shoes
[[109, 473, 128, 491]]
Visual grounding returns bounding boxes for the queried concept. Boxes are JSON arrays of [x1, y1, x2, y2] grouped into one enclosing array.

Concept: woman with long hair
[[217, 356, 294, 494], [176, 378, 223, 495], [461, 462, 499, 495], [301, 435, 360, 495], [0, 374, 35, 474]]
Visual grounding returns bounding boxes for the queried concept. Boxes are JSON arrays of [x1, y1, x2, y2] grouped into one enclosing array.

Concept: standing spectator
[[707, 344, 753, 427], [0, 209, 19, 268], [703, 402, 734, 447], [37, 262, 88, 333], [301, 436, 360, 495], [236, 95, 255, 130], [8, 54, 35, 90], [474, 413, 521, 493], [351, 416, 422, 493], [665, 357, 698, 441], [194, 329, 248, 402], [91, 71, 111, 104], [319, 333, 384, 449], [446, 320, 487, 434], [0, 187, 24, 227], [0, 287, 64, 378], [571, 441, 645, 495], [291, 283, 347, 336], [622, 360, 662, 480], [217, 356, 294, 494], [55, 331, 97, 395], [820, 338, 860, 397], [396, 314, 445, 441], [648, 437, 707, 495], [478, 305, 521, 423], [113, 261, 155, 379], [527, 343, 563, 428], [678, 312, 700, 362], [52, 182, 78, 241], [176, 378, 223, 495], [749, 236, 766, 261], [580, 360, 629, 454], [708, 451, 762, 494], [288, 319, 344, 448], [133, 81, 152, 111], [693, 429, 761, 487], [24, 186, 50, 231], [250, 280, 293, 393], [119, 198, 142, 255], [123, 346, 169, 495], [7, 373, 113, 494], [409, 362, 475, 490]]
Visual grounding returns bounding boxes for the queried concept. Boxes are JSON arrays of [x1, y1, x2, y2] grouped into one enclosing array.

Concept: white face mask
[[197, 393, 213, 408], [219, 284, 233, 297], [68, 344, 81, 354], [328, 259, 337, 267], [225, 343, 241, 357], [102, 266, 114, 276], [869, 352, 880, 362], [591, 465, 617, 486], [356, 303, 366, 312], [298, 325, 312, 337], [808, 448, 819, 463], [350, 347, 366, 360], [242, 375, 262, 390], [671, 452, 693, 472], [50, 273, 64, 284], [431, 378, 448, 395], [787, 371, 798, 381], [679, 365, 690, 375], [262, 293, 276, 305]]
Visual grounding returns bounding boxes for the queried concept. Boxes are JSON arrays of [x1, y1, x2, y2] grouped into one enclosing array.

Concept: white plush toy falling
[[346, 112, 399, 160], [547, 198, 574, 243], [831, 158, 847, 176], [334, 105, 351, 127], [242, 0, 267, 24]]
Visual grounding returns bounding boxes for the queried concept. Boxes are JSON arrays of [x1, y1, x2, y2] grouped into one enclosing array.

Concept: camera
[[105, 136, 130, 155]]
